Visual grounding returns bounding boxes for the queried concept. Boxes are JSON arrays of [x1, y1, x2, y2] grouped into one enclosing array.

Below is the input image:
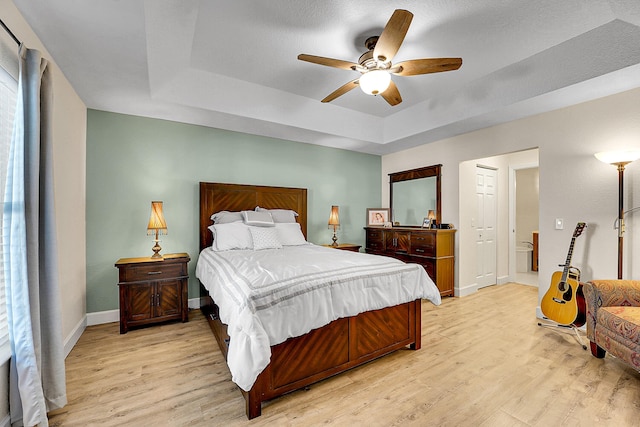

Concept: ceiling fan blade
[[321, 79, 360, 103], [298, 54, 359, 71], [373, 9, 413, 63], [392, 58, 463, 76], [380, 80, 402, 106]]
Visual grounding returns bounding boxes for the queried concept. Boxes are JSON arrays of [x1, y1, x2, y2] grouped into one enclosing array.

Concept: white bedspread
[[195, 244, 441, 391]]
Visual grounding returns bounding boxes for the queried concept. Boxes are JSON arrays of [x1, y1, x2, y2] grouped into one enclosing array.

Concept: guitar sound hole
[[562, 286, 573, 302]]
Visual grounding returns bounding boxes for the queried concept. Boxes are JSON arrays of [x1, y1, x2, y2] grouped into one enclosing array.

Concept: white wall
[[1, 1, 87, 422], [382, 86, 640, 308]]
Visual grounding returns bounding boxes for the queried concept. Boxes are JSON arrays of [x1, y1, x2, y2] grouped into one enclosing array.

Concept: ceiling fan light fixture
[[359, 70, 391, 95]]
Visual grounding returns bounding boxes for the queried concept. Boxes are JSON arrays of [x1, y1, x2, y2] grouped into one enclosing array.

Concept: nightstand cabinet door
[[156, 280, 181, 317], [116, 253, 190, 334], [128, 282, 154, 322]]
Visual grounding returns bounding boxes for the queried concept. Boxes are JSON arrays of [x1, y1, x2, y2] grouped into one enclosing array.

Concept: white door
[[475, 166, 497, 288]]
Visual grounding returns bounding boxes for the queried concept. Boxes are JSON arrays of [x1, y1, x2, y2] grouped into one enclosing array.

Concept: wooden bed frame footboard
[[200, 283, 421, 419]]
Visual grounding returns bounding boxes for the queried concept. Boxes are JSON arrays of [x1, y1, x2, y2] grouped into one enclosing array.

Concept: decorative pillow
[[242, 210, 275, 227], [255, 206, 299, 223], [249, 226, 283, 250], [210, 210, 243, 224], [275, 223, 307, 246], [210, 223, 253, 251]]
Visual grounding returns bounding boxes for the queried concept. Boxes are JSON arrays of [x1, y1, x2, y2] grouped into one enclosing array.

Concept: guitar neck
[[560, 237, 577, 281]]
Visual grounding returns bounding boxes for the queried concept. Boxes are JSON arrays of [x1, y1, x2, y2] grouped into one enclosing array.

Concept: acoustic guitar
[[540, 222, 587, 326]]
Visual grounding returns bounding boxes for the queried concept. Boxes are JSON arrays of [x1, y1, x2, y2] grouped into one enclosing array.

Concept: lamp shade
[[595, 150, 640, 166], [328, 205, 340, 227], [359, 70, 391, 95], [428, 210, 436, 220], [147, 201, 168, 235]]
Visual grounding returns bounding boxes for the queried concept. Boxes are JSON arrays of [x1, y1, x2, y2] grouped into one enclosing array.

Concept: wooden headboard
[[199, 182, 308, 251]]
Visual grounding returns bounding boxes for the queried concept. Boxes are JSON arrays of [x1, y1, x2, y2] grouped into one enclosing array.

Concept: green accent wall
[[86, 110, 381, 313]]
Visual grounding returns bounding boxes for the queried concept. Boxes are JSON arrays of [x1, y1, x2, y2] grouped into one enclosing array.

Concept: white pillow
[[249, 227, 283, 250], [208, 225, 219, 251], [242, 210, 275, 227], [275, 223, 307, 246], [210, 223, 253, 251], [255, 206, 299, 223], [210, 210, 243, 224]]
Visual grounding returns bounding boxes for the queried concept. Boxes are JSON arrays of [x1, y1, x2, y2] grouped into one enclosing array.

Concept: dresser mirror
[[389, 165, 441, 227]]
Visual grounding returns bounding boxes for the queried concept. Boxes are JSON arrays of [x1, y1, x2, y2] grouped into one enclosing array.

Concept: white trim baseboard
[[63, 315, 87, 358], [188, 297, 200, 310], [497, 275, 510, 285], [86, 309, 119, 326], [457, 282, 478, 297], [85, 298, 202, 327]]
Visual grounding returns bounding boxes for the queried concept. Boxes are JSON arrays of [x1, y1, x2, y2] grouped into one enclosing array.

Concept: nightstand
[[115, 253, 190, 334], [322, 243, 362, 252]]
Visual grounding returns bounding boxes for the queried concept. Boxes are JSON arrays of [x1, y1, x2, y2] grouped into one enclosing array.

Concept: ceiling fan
[[298, 9, 462, 106]]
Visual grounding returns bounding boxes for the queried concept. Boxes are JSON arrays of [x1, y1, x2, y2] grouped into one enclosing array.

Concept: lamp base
[[151, 240, 163, 259], [331, 231, 338, 247]]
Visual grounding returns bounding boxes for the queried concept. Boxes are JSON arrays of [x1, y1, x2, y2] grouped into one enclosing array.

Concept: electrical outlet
[[555, 218, 564, 230]]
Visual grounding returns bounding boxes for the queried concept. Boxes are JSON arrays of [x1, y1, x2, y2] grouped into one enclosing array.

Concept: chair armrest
[[582, 280, 640, 341], [585, 280, 640, 306]]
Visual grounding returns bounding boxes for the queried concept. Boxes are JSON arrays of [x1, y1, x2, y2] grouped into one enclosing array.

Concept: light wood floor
[[48, 284, 640, 426]]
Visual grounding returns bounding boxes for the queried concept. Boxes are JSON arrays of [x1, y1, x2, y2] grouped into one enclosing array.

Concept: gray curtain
[[4, 45, 66, 427]]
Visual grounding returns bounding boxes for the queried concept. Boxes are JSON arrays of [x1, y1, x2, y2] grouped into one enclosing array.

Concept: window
[[0, 37, 18, 364]]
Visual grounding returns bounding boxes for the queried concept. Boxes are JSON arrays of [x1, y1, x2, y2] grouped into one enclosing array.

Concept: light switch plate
[[555, 218, 564, 230]]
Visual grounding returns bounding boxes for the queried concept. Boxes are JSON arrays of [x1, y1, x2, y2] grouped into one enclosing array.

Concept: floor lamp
[[595, 151, 640, 279]]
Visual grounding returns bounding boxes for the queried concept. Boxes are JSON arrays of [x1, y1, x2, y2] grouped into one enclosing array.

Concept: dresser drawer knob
[[415, 248, 425, 253], [147, 271, 163, 275]]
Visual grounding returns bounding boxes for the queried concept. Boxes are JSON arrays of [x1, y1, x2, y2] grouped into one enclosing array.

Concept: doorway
[[458, 149, 539, 297], [509, 164, 539, 286]]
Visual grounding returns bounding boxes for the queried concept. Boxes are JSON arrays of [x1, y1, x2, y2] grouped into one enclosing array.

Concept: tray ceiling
[[12, 0, 640, 154]]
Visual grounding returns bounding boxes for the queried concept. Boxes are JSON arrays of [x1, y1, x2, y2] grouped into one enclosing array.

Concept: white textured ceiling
[[12, 0, 640, 154]]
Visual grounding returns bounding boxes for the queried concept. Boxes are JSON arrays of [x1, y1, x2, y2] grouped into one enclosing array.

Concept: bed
[[196, 182, 441, 419]]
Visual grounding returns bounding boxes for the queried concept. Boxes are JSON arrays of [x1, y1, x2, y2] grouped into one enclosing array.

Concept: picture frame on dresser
[[366, 208, 390, 226]]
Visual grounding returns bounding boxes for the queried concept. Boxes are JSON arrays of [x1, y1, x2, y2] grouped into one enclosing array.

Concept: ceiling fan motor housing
[[358, 50, 377, 69]]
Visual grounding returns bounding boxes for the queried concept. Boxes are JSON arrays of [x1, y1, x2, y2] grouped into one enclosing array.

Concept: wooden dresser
[[115, 253, 190, 333], [364, 227, 455, 297]]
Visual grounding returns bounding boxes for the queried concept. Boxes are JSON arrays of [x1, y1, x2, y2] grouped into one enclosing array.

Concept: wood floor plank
[[48, 284, 640, 426]]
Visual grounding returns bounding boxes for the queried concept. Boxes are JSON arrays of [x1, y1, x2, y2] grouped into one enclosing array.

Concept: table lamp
[[147, 201, 168, 259], [328, 205, 340, 246]]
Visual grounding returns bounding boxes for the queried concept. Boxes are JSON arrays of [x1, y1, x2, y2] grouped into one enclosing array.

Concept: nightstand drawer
[[120, 263, 186, 282]]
